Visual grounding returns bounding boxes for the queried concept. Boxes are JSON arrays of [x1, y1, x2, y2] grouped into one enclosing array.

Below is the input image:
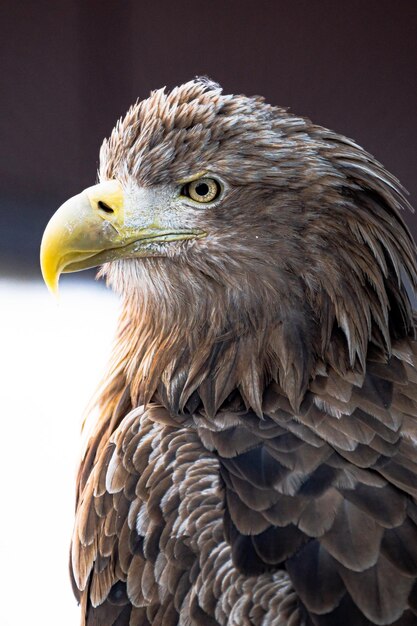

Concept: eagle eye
[[181, 177, 221, 203]]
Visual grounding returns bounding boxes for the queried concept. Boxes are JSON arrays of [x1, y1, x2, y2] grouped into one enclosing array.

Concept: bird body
[[41, 79, 417, 625]]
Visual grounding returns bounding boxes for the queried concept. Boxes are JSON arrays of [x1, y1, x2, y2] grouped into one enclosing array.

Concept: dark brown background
[[1, 0, 416, 275]]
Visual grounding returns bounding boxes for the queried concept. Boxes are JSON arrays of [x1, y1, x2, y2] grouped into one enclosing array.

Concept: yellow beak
[[40, 181, 125, 294], [40, 180, 203, 295]]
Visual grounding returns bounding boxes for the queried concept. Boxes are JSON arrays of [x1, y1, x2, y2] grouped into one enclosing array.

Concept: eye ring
[[181, 177, 221, 203]]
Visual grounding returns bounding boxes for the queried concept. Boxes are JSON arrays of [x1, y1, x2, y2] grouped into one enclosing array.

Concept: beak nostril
[[98, 200, 114, 214]]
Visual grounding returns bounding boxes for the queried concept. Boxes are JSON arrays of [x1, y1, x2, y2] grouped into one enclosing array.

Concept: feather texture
[[64, 79, 417, 625]]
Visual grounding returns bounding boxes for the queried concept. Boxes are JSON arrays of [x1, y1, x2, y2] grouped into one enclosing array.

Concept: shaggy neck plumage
[[102, 225, 416, 422], [103, 256, 318, 418]]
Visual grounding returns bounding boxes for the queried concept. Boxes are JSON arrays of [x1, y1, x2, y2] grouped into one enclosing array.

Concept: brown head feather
[[96, 78, 416, 420]]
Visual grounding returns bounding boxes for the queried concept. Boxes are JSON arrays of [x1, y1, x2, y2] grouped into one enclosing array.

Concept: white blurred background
[[0, 278, 120, 626]]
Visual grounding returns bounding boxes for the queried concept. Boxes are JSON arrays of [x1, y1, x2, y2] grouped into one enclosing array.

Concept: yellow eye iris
[[182, 178, 221, 203]]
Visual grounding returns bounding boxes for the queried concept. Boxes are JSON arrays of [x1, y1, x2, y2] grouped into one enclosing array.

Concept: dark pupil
[[195, 183, 210, 196]]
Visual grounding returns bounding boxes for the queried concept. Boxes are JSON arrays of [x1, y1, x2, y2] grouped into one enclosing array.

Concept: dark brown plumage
[[42, 78, 417, 625]]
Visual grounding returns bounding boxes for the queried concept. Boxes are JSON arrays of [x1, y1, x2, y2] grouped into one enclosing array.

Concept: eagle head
[[40, 78, 417, 414]]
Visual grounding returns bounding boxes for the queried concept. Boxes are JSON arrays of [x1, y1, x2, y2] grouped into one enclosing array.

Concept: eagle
[[40, 79, 417, 626]]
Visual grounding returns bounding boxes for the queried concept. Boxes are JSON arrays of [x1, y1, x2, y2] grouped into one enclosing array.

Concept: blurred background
[[0, 1, 416, 624]]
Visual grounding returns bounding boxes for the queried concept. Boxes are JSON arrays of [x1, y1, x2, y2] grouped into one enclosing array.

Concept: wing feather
[[198, 339, 417, 624]]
